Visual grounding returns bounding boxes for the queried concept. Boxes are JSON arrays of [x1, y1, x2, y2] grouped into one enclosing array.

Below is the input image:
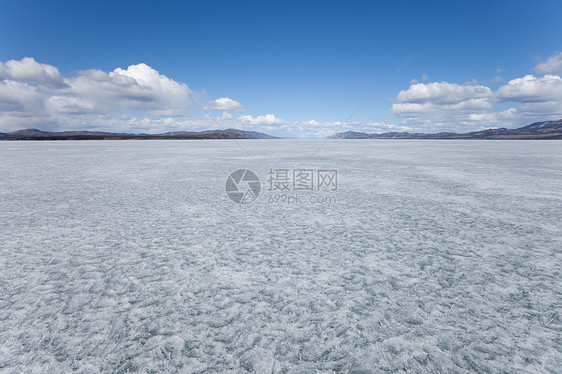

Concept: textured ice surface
[[0, 140, 561, 373]]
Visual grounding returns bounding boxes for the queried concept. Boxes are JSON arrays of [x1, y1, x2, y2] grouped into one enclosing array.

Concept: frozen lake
[[0, 140, 561, 372]]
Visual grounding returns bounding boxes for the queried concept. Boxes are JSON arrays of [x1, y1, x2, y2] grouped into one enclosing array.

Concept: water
[[0, 140, 561, 372]]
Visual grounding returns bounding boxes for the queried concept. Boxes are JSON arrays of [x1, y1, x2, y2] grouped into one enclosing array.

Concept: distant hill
[[223, 129, 278, 139], [0, 128, 277, 140], [329, 119, 562, 140], [2, 120, 561, 140]]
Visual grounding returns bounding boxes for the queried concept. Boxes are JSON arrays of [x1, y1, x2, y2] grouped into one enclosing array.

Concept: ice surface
[[0, 140, 561, 373]]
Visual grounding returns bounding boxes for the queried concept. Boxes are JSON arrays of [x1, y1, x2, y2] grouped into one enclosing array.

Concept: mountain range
[[0, 128, 277, 140], [1, 119, 561, 140], [329, 119, 562, 140]]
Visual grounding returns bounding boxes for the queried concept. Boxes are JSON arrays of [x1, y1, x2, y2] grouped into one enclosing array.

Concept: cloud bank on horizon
[[1, 52, 562, 138]]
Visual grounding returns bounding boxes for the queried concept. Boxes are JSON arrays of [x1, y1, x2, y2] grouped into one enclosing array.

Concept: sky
[[0, 0, 561, 138]]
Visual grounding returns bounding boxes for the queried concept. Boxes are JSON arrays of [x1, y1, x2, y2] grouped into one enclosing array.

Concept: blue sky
[[1, 0, 561, 137]]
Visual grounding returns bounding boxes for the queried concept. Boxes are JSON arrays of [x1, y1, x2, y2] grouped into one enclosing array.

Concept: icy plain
[[0, 140, 561, 373]]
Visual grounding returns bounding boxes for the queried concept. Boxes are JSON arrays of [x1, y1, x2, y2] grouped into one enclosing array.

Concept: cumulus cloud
[[410, 74, 428, 85], [0, 57, 395, 136], [2, 55, 561, 136], [396, 82, 492, 105], [355, 121, 412, 133], [534, 51, 562, 74], [392, 70, 562, 131], [0, 57, 67, 88], [238, 113, 284, 125], [0, 57, 244, 133], [390, 50, 562, 131], [495, 74, 562, 102], [493, 74, 562, 121], [47, 96, 96, 115], [304, 120, 320, 125], [0, 57, 298, 135], [64, 63, 193, 112], [0, 80, 45, 113], [390, 81, 494, 131], [205, 97, 244, 112], [149, 109, 188, 118]]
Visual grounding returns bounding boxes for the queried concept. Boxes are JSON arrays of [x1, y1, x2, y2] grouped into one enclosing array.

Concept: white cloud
[[363, 121, 412, 133], [0, 57, 66, 87], [392, 98, 492, 114], [47, 96, 96, 115], [63, 63, 193, 112], [534, 51, 562, 74], [0, 57, 395, 136], [149, 109, 188, 118], [495, 102, 562, 123], [410, 74, 428, 84], [498, 107, 517, 119], [392, 67, 562, 131], [391, 81, 494, 131], [493, 73, 562, 124], [205, 97, 244, 112], [495, 74, 562, 103], [0, 80, 44, 113], [238, 113, 283, 125], [396, 82, 492, 105], [2, 55, 561, 137], [0, 58, 243, 133]]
